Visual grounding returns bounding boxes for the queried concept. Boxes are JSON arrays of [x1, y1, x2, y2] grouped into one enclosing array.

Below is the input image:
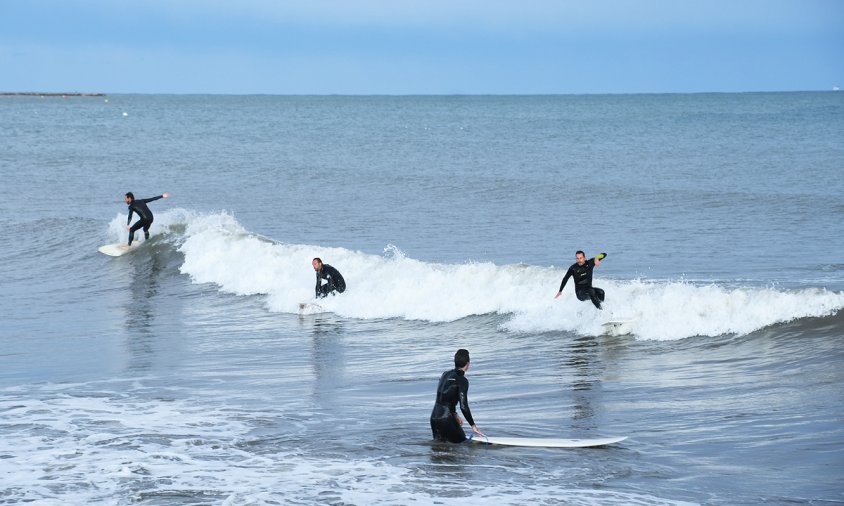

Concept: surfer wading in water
[[430, 348, 485, 443], [555, 250, 607, 309], [312, 258, 346, 298], [125, 192, 170, 246]]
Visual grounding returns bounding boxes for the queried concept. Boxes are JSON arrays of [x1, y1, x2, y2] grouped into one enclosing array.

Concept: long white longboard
[[98, 242, 143, 257], [470, 435, 626, 448]]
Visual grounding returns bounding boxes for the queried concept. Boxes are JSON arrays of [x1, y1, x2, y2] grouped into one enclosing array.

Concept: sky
[[1, 0, 842, 94]]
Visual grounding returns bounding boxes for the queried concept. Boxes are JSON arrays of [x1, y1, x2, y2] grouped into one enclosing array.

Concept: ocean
[[1, 93, 842, 505]]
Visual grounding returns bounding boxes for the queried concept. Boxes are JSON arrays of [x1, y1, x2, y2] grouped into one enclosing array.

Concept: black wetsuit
[[127, 195, 163, 245], [315, 264, 346, 298], [430, 368, 475, 443], [559, 256, 605, 309]]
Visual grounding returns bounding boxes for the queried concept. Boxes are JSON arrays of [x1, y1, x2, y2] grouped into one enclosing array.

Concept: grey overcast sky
[[1, 0, 842, 94]]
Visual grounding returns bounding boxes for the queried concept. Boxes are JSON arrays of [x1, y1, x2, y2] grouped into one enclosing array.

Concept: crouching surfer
[[555, 250, 607, 310], [312, 258, 346, 298]]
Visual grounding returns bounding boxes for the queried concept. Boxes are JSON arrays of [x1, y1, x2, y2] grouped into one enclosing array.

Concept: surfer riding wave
[[555, 250, 606, 309], [125, 191, 170, 246]]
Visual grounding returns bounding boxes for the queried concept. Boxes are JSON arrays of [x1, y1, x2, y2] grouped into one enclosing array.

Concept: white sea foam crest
[[162, 211, 844, 341]]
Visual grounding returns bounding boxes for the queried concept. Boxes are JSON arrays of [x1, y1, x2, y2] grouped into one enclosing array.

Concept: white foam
[[153, 210, 844, 341], [506, 279, 844, 340]]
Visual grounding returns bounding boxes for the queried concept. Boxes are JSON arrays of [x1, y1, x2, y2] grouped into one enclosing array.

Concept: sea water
[[1, 93, 843, 505]]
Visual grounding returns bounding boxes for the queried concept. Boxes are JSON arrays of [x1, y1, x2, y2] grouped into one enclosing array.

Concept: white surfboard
[[98, 242, 143, 257], [602, 319, 637, 335], [470, 435, 626, 448], [298, 302, 324, 314]]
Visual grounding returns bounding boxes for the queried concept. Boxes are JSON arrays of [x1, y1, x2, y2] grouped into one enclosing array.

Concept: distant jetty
[[0, 92, 106, 97]]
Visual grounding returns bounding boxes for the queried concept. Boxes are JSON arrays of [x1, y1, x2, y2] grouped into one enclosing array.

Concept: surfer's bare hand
[[163, 192, 170, 198], [471, 425, 485, 437], [455, 415, 463, 426], [554, 291, 561, 299]]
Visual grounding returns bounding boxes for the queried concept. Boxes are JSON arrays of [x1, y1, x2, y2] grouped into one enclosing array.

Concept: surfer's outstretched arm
[[555, 267, 573, 298], [140, 193, 169, 204]]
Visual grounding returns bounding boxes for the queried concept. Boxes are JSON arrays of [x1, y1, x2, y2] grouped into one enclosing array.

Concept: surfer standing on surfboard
[[430, 348, 485, 443], [124, 192, 170, 246], [312, 258, 346, 298], [555, 250, 607, 309]]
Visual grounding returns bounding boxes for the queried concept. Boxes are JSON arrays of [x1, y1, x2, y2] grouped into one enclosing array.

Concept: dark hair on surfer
[[576, 250, 585, 257], [454, 349, 470, 369], [125, 192, 135, 200], [312, 257, 322, 266]]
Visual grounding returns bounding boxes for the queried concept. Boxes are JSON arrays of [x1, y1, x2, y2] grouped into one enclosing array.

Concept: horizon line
[[1, 89, 840, 98]]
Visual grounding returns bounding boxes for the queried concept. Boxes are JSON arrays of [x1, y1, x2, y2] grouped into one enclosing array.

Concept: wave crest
[[112, 210, 844, 341]]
